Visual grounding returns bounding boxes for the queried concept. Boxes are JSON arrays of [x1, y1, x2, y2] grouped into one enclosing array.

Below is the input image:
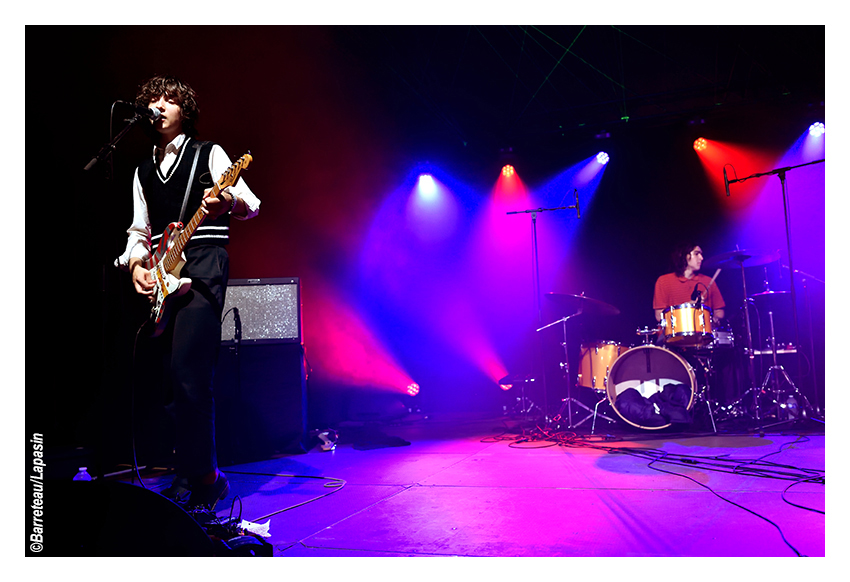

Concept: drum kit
[[541, 249, 817, 433]]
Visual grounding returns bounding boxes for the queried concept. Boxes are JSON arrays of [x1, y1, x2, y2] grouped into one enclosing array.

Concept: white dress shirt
[[115, 134, 260, 270]]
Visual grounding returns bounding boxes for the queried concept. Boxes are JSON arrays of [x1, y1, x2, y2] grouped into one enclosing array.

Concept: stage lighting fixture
[[501, 164, 515, 177], [693, 138, 707, 151], [596, 152, 610, 165], [406, 382, 420, 397], [497, 373, 535, 391], [418, 174, 437, 198], [808, 122, 825, 137]]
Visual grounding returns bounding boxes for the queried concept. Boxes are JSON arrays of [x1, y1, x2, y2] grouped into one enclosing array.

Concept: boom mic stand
[[84, 102, 153, 172], [725, 158, 824, 425], [507, 189, 580, 423]]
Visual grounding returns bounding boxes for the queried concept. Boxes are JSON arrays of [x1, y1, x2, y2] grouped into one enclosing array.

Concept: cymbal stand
[[726, 158, 824, 421], [691, 353, 718, 434], [538, 313, 616, 430], [726, 256, 761, 420], [509, 196, 580, 423], [756, 311, 819, 430]]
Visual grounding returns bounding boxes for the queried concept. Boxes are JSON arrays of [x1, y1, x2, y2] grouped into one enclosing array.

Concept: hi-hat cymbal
[[545, 292, 620, 316], [703, 249, 780, 269]]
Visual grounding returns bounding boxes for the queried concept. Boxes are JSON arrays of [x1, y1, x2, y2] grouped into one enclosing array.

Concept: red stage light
[[693, 138, 707, 151], [501, 164, 515, 177]]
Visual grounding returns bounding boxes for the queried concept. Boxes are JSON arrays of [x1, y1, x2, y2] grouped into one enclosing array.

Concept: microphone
[[691, 283, 701, 302], [723, 166, 730, 197], [574, 189, 580, 219], [118, 100, 161, 121]]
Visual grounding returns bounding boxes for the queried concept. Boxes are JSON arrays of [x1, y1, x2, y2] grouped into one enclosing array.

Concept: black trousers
[[152, 245, 229, 479]]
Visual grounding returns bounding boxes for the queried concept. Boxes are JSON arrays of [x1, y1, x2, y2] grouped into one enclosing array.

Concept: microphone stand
[[507, 192, 580, 423], [726, 158, 824, 423], [84, 109, 149, 172]]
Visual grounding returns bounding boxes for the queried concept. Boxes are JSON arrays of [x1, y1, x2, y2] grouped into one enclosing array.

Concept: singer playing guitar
[[114, 75, 261, 509]]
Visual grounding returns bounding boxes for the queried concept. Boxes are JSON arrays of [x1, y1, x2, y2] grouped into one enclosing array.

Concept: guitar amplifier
[[215, 277, 307, 462], [221, 278, 302, 344]]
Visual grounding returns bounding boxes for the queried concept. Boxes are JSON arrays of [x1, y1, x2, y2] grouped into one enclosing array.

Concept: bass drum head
[[605, 345, 696, 430]]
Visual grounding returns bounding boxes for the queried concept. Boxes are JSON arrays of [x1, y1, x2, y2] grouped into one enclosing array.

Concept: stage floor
[[138, 411, 825, 559]]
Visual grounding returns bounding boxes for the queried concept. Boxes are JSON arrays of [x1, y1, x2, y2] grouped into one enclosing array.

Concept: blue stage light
[[808, 122, 825, 137]]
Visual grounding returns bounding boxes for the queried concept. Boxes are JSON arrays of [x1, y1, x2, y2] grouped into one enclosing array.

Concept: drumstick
[[701, 268, 721, 301], [705, 268, 721, 292]]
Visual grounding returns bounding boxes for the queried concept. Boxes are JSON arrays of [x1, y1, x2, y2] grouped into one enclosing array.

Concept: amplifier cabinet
[[221, 278, 302, 344], [215, 277, 307, 463], [214, 342, 308, 463]]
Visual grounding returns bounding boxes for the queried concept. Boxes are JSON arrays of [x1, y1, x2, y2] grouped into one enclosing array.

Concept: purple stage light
[[596, 152, 609, 165]]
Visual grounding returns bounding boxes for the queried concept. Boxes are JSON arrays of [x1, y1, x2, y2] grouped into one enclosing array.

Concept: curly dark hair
[[671, 241, 700, 277], [134, 75, 200, 137]]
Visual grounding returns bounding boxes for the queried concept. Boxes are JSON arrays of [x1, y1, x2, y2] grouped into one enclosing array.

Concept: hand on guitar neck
[[201, 187, 242, 220]]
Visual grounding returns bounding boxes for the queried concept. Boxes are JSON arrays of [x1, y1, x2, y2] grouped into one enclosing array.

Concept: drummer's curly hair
[[671, 242, 700, 277], [134, 75, 199, 138]]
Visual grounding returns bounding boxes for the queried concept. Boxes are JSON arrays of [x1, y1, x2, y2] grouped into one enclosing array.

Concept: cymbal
[[703, 249, 780, 269], [750, 290, 790, 299], [545, 292, 620, 316]]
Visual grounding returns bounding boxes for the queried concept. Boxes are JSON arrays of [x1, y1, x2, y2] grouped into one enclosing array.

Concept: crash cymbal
[[703, 249, 780, 269], [545, 292, 620, 316]]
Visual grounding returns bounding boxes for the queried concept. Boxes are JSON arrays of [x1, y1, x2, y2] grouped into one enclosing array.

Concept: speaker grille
[[221, 278, 301, 343]]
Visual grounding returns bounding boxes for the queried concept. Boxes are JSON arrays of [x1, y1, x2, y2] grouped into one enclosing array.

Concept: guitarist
[[115, 75, 261, 509]]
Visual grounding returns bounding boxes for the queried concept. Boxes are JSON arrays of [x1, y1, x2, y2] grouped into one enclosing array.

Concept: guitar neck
[[155, 152, 251, 273], [161, 204, 210, 273]]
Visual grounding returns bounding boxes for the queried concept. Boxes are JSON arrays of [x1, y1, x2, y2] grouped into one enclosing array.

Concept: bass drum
[[605, 345, 697, 430]]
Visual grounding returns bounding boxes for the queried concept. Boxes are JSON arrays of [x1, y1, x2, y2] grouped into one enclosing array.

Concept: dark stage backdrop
[[26, 26, 825, 473]]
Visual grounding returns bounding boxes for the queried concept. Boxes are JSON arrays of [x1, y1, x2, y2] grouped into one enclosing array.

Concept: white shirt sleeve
[[114, 140, 260, 270], [114, 168, 153, 270], [208, 144, 261, 220]]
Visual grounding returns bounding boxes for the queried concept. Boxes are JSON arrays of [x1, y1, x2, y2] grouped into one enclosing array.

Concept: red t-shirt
[[653, 272, 725, 312]]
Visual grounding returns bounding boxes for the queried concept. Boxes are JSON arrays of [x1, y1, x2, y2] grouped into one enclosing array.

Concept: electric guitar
[[145, 153, 253, 337]]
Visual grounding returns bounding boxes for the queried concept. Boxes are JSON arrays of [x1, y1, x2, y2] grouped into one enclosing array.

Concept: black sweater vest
[[138, 139, 231, 250]]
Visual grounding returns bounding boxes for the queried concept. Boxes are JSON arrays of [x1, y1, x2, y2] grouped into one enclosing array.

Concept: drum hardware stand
[[754, 311, 821, 431], [509, 194, 580, 424], [637, 326, 658, 345], [538, 311, 615, 431], [783, 265, 825, 416], [589, 393, 617, 434], [725, 158, 824, 423], [691, 353, 718, 434]]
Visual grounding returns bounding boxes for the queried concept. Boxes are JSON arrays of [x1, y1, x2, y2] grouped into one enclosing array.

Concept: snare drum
[[699, 327, 733, 351], [577, 342, 628, 390], [606, 345, 697, 430], [661, 303, 714, 347]]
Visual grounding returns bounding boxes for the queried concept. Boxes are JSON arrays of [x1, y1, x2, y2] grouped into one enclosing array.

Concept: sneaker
[[190, 471, 230, 510], [160, 475, 191, 505]]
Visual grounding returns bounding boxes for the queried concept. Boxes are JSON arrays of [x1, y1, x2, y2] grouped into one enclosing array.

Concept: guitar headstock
[[236, 152, 252, 170], [218, 152, 253, 190]]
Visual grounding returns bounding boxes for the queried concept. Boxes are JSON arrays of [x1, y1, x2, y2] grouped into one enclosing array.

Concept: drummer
[[653, 242, 725, 323]]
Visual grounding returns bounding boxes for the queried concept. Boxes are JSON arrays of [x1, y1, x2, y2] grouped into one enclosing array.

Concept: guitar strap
[[178, 140, 210, 224]]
